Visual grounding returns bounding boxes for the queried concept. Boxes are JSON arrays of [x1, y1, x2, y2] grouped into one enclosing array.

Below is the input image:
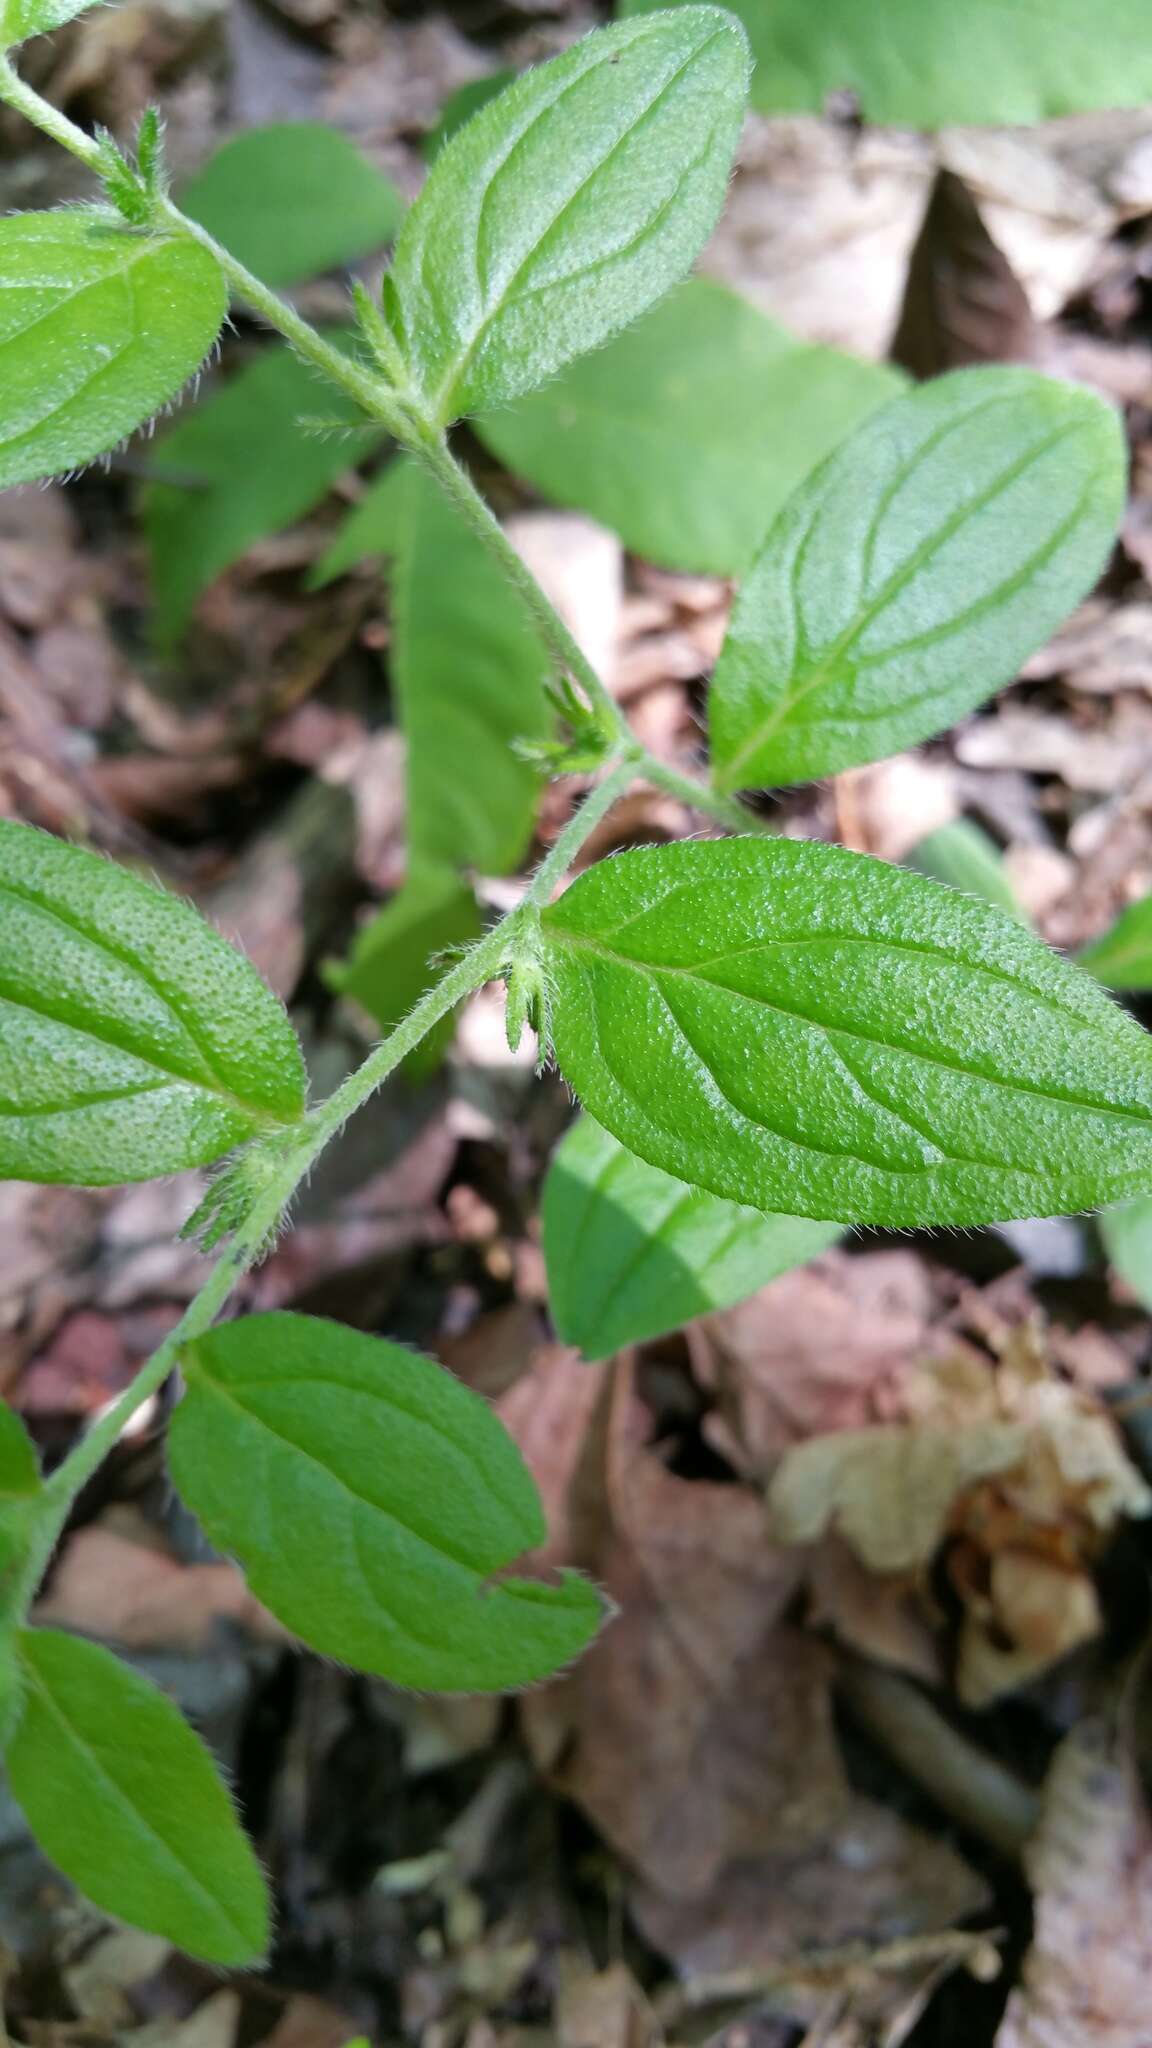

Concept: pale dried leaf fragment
[[769, 1422, 1028, 1574], [996, 1719, 1152, 2048]]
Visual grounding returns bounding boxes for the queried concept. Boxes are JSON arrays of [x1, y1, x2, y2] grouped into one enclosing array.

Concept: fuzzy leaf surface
[[7, 1629, 269, 1964], [143, 342, 378, 644], [182, 123, 404, 287], [0, 821, 306, 1185], [619, 0, 1152, 125], [1079, 893, 1152, 990], [544, 1114, 839, 1359], [1, 0, 103, 46], [907, 820, 1024, 921], [384, 8, 749, 421], [0, 212, 225, 490], [168, 1313, 604, 1690], [709, 368, 1125, 792], [539, 838, 1152, 1228], [477, 278, 901, 576]]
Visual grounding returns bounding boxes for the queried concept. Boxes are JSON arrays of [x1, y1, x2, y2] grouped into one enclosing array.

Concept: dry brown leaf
[[996, 1718, 1152, 2048], [697, 1250, 935, 1474], [261, 1994, 364, 2048], [631, 1799, 988, 1982], [890, 166, 1037, 379], [34, 1526, 284, 1652], [522, 1442, 838, 1898], [771, 1343, 1150, 1704], [557, 1958, 661, 2048], [769, 1421, 1028, 1574]]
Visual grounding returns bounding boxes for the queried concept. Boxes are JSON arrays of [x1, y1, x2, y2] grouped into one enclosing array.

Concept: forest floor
[[3, 3, 1152, 2043]]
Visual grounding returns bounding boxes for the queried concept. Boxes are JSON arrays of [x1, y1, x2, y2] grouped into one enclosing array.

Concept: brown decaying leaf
[[770, 1336, 1152, 1706], [695, 1249, 935, 1475], [890, 166, 1036, 380], [996, 1717, 1152, 2048], [33, 1522, 285, 1653]]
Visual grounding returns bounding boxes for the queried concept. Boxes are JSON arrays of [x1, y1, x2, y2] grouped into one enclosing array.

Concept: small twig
[[838, 1657, 1040, 1860], [658, 1927, 1003, 2022]]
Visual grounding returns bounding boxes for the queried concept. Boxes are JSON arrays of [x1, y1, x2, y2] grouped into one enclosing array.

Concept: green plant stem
[[0, 50, 105, 170], [24, 763, 632, 1593], [524, 752, 638, 908], [0, 51, 762, 839], [413, 434, 760, 835]]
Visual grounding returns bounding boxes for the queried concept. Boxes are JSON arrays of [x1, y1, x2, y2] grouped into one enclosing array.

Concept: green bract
[[544, 1115, 839, 1360], [709, 368, 1126, 792], [539, 838, 1152, 1228], [181, 123, 405, 288], [0, 821, 306, 1185], [477, 279, 902, 578], [0, 212, 226, 490], [7, 1629, 270, 1965], [1079, 892, 1152, 990], [168, 1313, 605, 1690], [1, 0, 101, 47], [619, 0, 1152, 125], [383, 8, 750, 422]]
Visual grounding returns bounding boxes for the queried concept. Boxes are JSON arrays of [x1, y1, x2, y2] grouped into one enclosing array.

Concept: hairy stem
[[27, 765, 630, 1590], [0, 51, 106, 170], [525, 751, 639, 908], [0, 51, 764, 839]]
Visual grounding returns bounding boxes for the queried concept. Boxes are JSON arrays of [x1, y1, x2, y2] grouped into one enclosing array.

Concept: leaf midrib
[[0, 871, 292, 1127], [17, 1646, 255, 1954], [718, 408, 1092, 786], [549, 926, 1152, 1131]]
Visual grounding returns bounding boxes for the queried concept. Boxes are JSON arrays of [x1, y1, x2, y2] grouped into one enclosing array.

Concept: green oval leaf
[[168, 1312, 604, 1691], [384, 8, 750, 423], [386, 460, 552, 877], [708, 368, 1126, 793], [1079, 892, 1152, 990], [538, 838, 1152, 1228], [544, 1114, 839, 1360], [7, 1628, 269, 1964], [619, 0, 1152, 126], [181, 123, 405, 288], [477, 278, 902, 578], [0, 821, 306, 1186], [0, 212, 226, 489]]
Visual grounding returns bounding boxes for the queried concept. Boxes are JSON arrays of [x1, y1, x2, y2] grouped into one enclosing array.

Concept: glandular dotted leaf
[[7, 1628, 269, 1965], [169, 1313, 605, 1691], [709, 368, 1126, 792], [384, 8, 750, 421], [539, 837, 1152, 1228], [543, 1114, 839, 1360], [0, 212, 226, 489], [0, 821, 306, 1186]]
